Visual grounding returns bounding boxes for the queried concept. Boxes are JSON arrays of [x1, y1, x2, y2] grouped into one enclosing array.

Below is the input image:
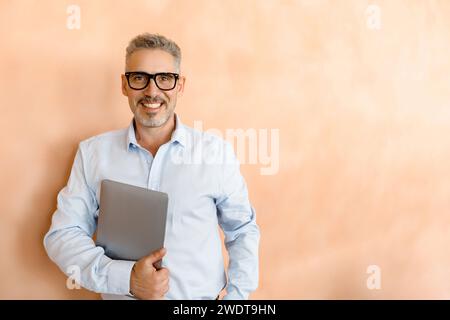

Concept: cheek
[[127, 96, 139, 110], [129, 94, 141, 105], [166, 93, 177, 104]]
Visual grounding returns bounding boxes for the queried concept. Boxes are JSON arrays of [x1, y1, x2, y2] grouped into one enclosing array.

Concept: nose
[[142, 78, 161, 96]]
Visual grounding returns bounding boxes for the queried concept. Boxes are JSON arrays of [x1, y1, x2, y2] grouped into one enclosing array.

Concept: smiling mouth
[[140, 101, 164, 111]]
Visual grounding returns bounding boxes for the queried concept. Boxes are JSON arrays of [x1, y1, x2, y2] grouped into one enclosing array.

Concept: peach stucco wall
[[1, 0, 450, 299]]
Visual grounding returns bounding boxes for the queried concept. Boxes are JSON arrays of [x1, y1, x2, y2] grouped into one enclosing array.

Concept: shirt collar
[[126, 113, 187, 151]]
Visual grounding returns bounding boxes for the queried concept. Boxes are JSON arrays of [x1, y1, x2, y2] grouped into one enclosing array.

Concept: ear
[[177, 75, 186, 97], [121, 74, 128, 96]]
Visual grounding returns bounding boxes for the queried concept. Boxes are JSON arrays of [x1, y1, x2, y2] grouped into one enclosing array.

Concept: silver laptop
[[96, 179, 168, 267]]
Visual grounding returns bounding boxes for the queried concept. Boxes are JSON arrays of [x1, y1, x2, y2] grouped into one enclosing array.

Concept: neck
[[134, 114, 176, 156]]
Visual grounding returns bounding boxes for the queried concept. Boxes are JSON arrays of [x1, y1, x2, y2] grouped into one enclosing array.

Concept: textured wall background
[[1, 0, 450, 299]]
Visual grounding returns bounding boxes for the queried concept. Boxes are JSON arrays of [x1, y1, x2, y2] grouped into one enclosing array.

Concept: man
[[44, 33, 260, 300]]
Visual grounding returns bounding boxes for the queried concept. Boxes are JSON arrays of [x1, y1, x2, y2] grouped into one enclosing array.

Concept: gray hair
[[125, 33, 182, 71]]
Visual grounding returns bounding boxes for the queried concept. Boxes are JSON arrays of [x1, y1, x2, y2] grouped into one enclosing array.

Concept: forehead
[[126, 49, 177, 73]]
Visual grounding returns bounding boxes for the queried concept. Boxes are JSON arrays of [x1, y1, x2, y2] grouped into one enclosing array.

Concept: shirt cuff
[[107, 260, 136, 295], [222, 286, 249, 300]]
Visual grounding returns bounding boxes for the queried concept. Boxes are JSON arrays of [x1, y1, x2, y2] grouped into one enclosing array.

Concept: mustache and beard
[[133, 95, 174, 128], [139, 96, 165, 105]]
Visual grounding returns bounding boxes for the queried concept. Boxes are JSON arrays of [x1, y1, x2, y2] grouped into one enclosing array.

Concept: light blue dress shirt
[[43, 115, 260, 300]]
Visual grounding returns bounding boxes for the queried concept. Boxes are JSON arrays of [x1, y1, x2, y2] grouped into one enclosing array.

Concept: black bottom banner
[[1, 300, 445, 319]]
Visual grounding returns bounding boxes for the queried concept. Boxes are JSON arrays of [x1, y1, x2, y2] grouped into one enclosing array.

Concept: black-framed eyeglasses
[[125, 71, 179, 91]]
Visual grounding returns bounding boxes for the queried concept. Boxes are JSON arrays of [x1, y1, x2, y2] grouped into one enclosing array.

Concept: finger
[[144, 248, 167, 266], [159, 278, 169, 286], [156, 283, 169, 295], [156, 272, 170, 283], [163, 284, 169, 294], [157, 267, 170, 278]]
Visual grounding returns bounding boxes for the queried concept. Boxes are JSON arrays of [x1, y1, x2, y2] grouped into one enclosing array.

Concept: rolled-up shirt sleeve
[[216, 142, 261, 300], [43, 143, 135, 295]]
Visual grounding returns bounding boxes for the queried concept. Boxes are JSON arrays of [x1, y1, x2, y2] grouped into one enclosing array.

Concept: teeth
[[142, 102, 162, 109]]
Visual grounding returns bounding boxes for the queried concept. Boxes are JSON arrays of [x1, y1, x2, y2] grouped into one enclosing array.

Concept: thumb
[[144, 248, 166, 266]]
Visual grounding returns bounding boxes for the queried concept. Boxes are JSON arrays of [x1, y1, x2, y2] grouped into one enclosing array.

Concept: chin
[[138, 114, 171, 128]]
